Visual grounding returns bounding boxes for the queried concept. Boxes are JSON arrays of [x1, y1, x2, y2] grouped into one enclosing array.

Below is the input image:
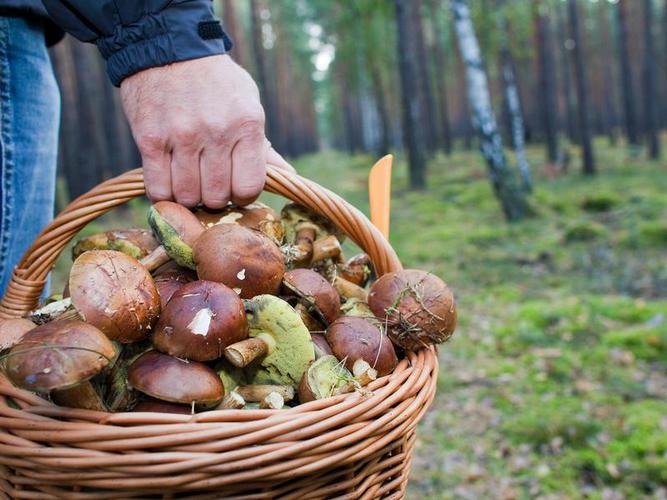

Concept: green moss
[[564, 220, 608, 242], [580, 193, 622, 212], [638, 221, 667, 246], [603, 325, 667, 361]]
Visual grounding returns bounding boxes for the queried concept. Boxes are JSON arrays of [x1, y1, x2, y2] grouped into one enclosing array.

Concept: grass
[[51, 138, 667, 498]]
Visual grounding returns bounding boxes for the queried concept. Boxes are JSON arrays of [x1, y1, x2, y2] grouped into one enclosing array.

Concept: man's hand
[[121, 54, 289, 208]]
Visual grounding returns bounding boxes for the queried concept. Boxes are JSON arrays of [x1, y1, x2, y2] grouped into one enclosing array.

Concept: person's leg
[[0, 15, 60, 296]]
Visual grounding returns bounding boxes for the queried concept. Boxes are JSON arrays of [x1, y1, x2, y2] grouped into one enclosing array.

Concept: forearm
[[41, 0, 232, 86]]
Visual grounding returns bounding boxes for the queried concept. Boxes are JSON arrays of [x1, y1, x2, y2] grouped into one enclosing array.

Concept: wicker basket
[[0, 167, 438, 499]]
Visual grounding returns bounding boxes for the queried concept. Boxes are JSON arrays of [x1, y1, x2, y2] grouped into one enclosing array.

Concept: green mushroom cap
[[243, 295, 315, 387], [148, 204, 203, 269]]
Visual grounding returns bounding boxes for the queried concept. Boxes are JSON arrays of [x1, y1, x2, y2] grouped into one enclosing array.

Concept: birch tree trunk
[[567, 0, 596, 175], [450, 0, 529, 221], [500, 42, 532, 192], [641, 0, 660, 159], [395, 0, 427, 189]]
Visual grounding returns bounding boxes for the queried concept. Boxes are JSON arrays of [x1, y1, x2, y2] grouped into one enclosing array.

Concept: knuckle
[[138, 132, 167, 156], [233, 182, 264, 203], [171, 125, 198, 145]]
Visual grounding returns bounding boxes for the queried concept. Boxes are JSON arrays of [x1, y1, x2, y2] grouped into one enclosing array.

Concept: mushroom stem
[[218, 391, 246, 410], [29, 298, 75, 324], [295, 303, 324, 332], [223, 334, 275, 368], [311, 235, 342, 263], [333, 276, 368, 302], [335, 359, 377, 395], [291, 225, 317, 264], [259, 391, 285, 409], [235, 384, 295, 402], [139, 245, 171, 272]]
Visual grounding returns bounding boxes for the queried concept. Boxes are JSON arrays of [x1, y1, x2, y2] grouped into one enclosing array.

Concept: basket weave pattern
[[0, 167, 438, 499]]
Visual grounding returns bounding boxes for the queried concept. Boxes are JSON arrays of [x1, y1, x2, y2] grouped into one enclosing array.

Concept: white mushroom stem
[[218, 391, 246, 410], [335, 359, 377, 395], [223, 333, 276, 368], [311, 235, 342, 263], [235, 384, 295, 402], [139, 245, 171, 272], [333, 276, 368, 302], [259, 391, 285, 410], [29, 298, 80, 324]]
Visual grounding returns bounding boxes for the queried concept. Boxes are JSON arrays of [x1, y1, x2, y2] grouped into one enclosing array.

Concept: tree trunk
[[427, 0, 453, 155], [641, 0, 660, 159], [250, 0, 281, 152], [556, 4, 578, 144], [395, 0, 427, 189], [568, 0, 596, 175], [412, 0, 439, 153], [616, 0, 640, 150], [534, 3, 559, 163], [368, 61, 391, 156], [500, 37, 532, 192], [222, 0, 248, 68], [597, 1, 618, 145], [451, 0, 529, 221]]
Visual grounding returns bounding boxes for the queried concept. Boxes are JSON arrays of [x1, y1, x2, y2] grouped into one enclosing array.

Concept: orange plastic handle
[[368, 155, 393, 240]]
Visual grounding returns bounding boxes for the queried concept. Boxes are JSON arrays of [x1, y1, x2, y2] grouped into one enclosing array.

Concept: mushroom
[[2, 320, 117, 394], [340, 298, 375, 320], [152, 262, 196, 309], [216, 359, 246, 394], [68, 250, 161, 343], [193, 224, 284, 299], [282, 269, 340, 324], [310, 333, 333, 358], [334, 359, 378, 395], [142, 201, 205, 271], [152, 280, 247, 362], [333, 276, 368, 302], [51, 381, 108, 411], [259, 392, 284, 410], [338, 253, 373, 287], [217, 391, 246, 410], [224, 295, 314, 387], [326, 316, 398, 377], [0, 318, 36, 352], [368, 269, 457, 351], [311, 235, 343, 264], [194, 202, 284, 244], [295, 303, 325, 333], [132, 398, 193, 414], [281, 204, 345, 266], [235, 384, 295, 403], [72, 228, 159, 261], [298, 355, 352, 403], [103, 341, 151, 412], [127, 351, 224, 410]]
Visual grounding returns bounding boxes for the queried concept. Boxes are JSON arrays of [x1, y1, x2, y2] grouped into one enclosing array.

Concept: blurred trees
[[49, 0, 667, 220]]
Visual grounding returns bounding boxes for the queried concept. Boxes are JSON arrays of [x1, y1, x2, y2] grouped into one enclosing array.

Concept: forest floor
[[52, 140, 667, 499]]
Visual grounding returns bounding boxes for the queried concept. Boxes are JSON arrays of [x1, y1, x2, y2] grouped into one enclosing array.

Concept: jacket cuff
[[96, 0, 233, 87]]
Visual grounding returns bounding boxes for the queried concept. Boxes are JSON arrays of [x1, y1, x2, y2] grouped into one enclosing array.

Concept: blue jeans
[[0, 15, 59, 297]]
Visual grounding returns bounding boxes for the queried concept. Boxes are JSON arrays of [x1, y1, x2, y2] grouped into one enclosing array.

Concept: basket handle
[[0, 166, 401, 319]]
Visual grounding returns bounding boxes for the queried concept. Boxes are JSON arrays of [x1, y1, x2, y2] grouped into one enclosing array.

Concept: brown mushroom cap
[[127, 351, 224, 408], [69, 250, 161, 343], [3, 320, 117, 393], [151, 201, 204, 248], [338, 253, 373, 287], [325, 316, 398, 377], [282, 269, 340, 324], [368, 269, 457, 351], [152, 280, 247, 361], [310, 333, 333, 358], [153, 263, 196, 309], [193, 224, 284, 299], [72, 229, 159, 261], [194, 203, 283, 242], [0, 318, 36, 351], [132, 398, 193, 414]]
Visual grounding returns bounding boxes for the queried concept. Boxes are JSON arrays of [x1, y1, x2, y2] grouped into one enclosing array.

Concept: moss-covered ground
[[52, 139, 667, 498]]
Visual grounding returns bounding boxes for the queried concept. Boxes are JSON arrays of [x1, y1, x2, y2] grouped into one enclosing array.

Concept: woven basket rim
[[0, 165, 438, 498]]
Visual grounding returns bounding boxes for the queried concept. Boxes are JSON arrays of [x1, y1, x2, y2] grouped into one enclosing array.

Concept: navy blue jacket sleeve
[[42, 0, 233, 86]]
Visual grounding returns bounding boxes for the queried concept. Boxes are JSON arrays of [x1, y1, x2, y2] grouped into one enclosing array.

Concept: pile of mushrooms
[[0, 199, 457, 414]]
